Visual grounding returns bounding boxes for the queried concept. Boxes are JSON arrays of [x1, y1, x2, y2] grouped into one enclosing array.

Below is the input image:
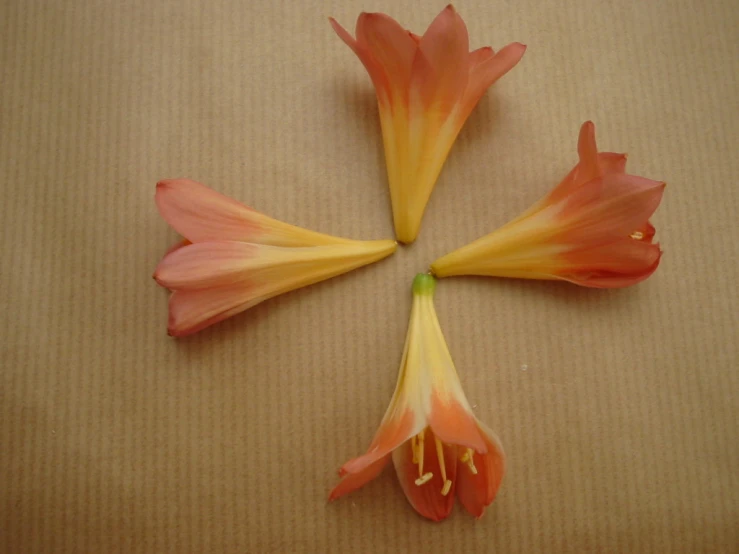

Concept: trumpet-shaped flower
[[330, 5, 526, 244], [154, 179, 396, 336], [330, 274, 505, 521], [431, 122, 666, 288]]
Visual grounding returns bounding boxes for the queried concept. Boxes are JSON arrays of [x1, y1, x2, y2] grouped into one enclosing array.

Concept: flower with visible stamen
[[330, 274, 505, 521], [431, 122, 666, 288]]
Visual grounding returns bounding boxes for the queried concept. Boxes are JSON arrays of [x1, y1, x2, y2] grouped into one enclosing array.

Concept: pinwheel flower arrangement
[[153, 4, 665, 522]]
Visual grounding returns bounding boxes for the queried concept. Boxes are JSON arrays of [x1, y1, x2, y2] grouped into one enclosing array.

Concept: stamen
[[461, 448, 478, 475], [435, 437, 452, 495], [411, 435, 418, 464], [441, 480, 452, 496], [417, 430, 425, 477], [630, 231, 644, 240], [435, 438, 447, 482], [415, 472, 433, 486]]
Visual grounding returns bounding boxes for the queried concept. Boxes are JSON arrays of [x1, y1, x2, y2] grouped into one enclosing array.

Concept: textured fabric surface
[[1, 1, 737, 552]]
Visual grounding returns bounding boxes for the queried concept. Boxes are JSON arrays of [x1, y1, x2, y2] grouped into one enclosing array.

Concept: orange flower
[[431, 122, 667, 288], [154, 179, 396, 336], [330, 274, 505, 521], [330, 5, 526, 244]]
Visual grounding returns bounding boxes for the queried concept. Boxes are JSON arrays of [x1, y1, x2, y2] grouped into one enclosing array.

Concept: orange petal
[[428, 391, 487, 454], [329, 17, 387, 98], [560, 239, 662, 288], [156, 179, 262, 243], [340, 406, 415, 476], [634, 221, 656, 243], [329, 455, 390, 501], [558, 174, 666, 244], [160, 240, 397, 335], [462, 42, 526, 114], [547, 123, 627, 204], [356, 12, 417, 97], [392, 429, 458, 522], [576, 121, 600, 183], [457, 422, 505, 518], [598, 152, 628, 175], [410, 5, 470, 112], [547, 152, 627, 206], [468, 46, 495, 68], [156, 179, 352, 247], [153, 241, 257, 290], [167, 285, 264, 337]]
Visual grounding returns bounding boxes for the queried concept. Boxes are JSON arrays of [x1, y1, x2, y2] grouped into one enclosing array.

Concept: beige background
[[2, 0, 738, 552]]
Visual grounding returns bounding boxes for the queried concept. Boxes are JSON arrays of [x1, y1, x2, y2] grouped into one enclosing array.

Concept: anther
[[461, 448, 478, 475], [441, 480, 452, 496], [415, 472, 433, 486]]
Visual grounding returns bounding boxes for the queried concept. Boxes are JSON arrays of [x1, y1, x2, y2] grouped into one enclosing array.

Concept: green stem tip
[[412, 273, 436, 296]]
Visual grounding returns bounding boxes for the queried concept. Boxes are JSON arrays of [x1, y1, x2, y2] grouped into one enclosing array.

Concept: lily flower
[[431, 122, 666, 288], [154, 179, 397, 336], [330, 274, 505, 521], [330, 5, 526, 244]]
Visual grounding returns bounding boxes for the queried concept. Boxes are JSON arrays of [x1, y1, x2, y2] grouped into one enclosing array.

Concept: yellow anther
[[630, 231, 644, 240], [415, 472, 433, 486], [461, 448, 478, 475], [441, 480, 452, 496]]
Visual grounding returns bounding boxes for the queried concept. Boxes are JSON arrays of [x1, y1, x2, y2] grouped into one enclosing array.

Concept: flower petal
[[410, 5, 470, 113], [156, 179, 351, 246], [161, 240, 398, 335], [456, 421, 505, 518], [415, 291, 487, 453], [462, 42, 526, 113], [428, 392, 487, 453], [339, 407, 416, 476], [598, 152, 628, 175], [559, 239, 663, 288], [469, 46, 495, 68], [154, 241, 257, 290], [392, 429, 458, 521], [356, 12, 417, 98], [167, 285, 265, 337], [329, 455, 390, 501], [329, 17, 387, 96], [576, 120, 600, 183], [156, 179, 260, 243], [546, 123, 626, 204], [634, 221, 656, 243], [558, 174, 666, 244]]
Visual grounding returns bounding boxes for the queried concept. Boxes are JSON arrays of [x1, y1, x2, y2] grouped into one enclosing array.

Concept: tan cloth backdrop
[[1, 0, 737, 552]]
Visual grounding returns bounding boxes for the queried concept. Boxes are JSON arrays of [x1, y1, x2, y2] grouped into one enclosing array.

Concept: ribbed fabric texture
[[1, 0, 737, 552]]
